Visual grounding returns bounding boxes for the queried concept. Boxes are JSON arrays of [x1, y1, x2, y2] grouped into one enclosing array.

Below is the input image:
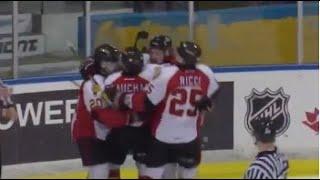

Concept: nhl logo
[[245, 88, 290, 136]]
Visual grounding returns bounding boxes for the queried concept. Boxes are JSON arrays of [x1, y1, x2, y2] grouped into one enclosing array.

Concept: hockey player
[[148, 35, 175, 66], [103, 47, 160, 179], [0, 79, 17, 179], [148, 35, 180, 179], [112, 41, 220, 179], [71, 44, 129, 179], [149, 36, 210, 179]]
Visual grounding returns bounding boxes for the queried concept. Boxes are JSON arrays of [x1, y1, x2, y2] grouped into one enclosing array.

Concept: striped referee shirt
[[244, 147, 289, 179]]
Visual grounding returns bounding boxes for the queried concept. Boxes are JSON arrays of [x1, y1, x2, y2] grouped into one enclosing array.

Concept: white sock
[[88, 163, 109, 179], [162, 163, 178, 179], [144, 166, 165, 179], [178, 166, 197, 179]]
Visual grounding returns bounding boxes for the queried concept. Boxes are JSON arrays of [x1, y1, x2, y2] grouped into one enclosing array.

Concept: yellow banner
[[94, 16, 318, 66]]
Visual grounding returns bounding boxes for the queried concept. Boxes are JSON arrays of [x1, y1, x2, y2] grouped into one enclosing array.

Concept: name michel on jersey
[[116, 83, 148, 93]]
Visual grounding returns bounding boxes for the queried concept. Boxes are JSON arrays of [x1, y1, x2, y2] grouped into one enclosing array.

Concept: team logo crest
[[245, 88, 290, 136]]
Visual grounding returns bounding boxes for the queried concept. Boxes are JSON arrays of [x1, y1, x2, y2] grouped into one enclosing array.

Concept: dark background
[[200, 82, 234, 150]]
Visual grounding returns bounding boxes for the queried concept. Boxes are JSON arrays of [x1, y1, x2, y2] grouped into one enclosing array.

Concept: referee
[[0, 79, 17, 179], [244, 117, 289, 179]]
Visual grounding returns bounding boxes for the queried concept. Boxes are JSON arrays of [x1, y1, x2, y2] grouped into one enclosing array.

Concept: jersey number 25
[[169, 88, 203, 117]]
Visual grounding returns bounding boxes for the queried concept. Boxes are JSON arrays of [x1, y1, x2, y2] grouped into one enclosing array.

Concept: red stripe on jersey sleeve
[[72, 83, 96, 141]]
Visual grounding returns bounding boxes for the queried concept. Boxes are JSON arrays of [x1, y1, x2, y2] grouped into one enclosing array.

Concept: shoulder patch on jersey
[[91, 75, 105, 95], [92, 83, 101, 96], [139, 64, 161, 81], [152, 66, 162, 80], [149, 65, 178, 85]]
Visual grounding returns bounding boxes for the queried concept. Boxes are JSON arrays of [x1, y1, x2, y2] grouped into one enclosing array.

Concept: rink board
[[1, 64, 318, 178]]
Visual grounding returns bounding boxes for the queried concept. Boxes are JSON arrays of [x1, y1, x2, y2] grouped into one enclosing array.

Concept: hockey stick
[[133, 30, 149, 51], [67, 31, 149, 88], [66, 40, 85, 88]]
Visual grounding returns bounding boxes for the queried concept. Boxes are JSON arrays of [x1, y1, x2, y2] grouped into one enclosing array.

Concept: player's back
[[148, 64, 219, 144], [105, 64, 158, 127]]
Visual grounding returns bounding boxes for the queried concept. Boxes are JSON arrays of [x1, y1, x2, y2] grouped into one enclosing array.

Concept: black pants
[[76, 138, 110, 166], [105, 126, 151, 165], [145, 137, 201, 169]]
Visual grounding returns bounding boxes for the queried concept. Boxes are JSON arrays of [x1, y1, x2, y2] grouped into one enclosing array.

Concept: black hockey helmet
[[251, 116, 277, 143], [176, 41, 201, 67], [93, 44, 121, 76], [149, 35, 172, 51], [79, 58, 96, 80], [121, 47, 144, 76]]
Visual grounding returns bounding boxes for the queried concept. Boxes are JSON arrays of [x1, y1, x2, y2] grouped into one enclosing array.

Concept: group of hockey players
[[71, 34, 220, 179], [0, 34, 289, 180]]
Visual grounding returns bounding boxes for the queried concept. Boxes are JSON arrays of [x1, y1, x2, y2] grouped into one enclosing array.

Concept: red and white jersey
[[71, 75, 109, 141], [147, 64, 219, 144], [105, 64, 159, 127]]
